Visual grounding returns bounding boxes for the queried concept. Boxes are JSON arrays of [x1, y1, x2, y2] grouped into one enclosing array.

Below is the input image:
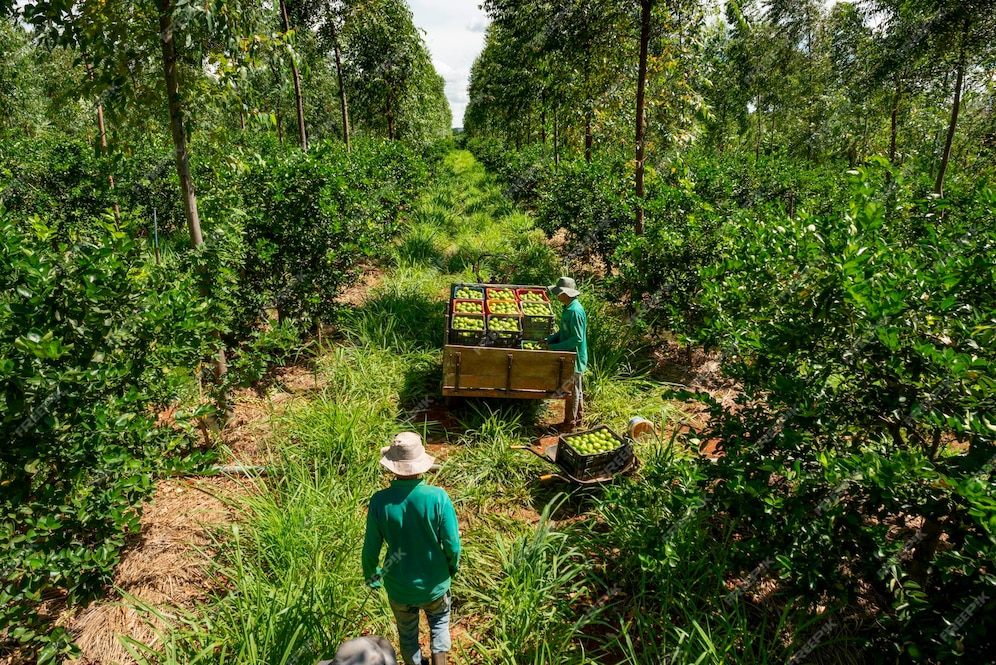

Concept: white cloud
[[466, 16, 490, 33], [409, 0, 489, 127]]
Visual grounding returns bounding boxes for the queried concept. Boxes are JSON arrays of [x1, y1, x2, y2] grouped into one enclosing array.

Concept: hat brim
[[548, 284, 579, 298], [379, 446, 436, 475]]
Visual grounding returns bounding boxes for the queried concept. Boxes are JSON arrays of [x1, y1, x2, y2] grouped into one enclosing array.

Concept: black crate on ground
[[448, 313, 487, 346], [558, 425, 633, 481], [485, 314, 522, 348]]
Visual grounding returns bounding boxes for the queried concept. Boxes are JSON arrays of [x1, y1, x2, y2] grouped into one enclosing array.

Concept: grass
[[125, 150, 842, 664]]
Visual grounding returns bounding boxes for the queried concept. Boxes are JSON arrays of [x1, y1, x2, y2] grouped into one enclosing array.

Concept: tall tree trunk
[[934, 20, 969, 197], [584, 108, 593, 163], [158, 0, 227, 398], [540, 90, 547, 145], [82, 50, 121, 227], [553, 107, 560, 169], [889, 71, 903, 166], [634, 0, 652, 235], [159, 0, 202, 248], [755, 91, 762, 163], [239, 105, 246, 130], [329, 17, 350, 151], [280, 0, 308, 152]]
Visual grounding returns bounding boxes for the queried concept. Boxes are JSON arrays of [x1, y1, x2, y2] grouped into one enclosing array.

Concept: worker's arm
[[438, 495, 461, 577], [361, 505, 384, 588], [548, 310, 581, 351]]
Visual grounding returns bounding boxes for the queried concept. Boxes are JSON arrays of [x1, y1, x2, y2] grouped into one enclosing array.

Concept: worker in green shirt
[[545, 276, 588, 433], [362, 432, 461, 665]]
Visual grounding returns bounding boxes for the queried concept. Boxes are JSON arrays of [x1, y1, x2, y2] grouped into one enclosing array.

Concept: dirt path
[[67, 361, 335, 664]]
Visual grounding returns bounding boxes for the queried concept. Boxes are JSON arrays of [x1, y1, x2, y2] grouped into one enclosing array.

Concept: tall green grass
[[457, 501, 595, 665], [126, 419, 393, 665]]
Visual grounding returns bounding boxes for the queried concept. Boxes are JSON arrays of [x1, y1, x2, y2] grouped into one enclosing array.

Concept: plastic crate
[[486, 287, 517, 302], [516, 288, 549, 303], [451, 284, 484, 300], [449, 313, 487, 346], [558, 425, 633, 481], [452, 299, 485, 315], [520, 340, 547, 350], [485, 314, 522, 348], [521, 300, 554, 339], [485, 299, 520, 316]]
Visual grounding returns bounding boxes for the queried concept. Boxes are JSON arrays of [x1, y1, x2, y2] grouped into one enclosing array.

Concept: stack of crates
[[447, 283, 557, 349], [448, 285, 486, 345]]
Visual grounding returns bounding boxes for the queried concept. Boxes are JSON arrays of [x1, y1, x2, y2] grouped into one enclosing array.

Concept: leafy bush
[[612, 174, 726, 332], [679, 168, 996, 661], [0, 214, 214, 661], [232, 138, 430, 335], [536, 159, 630, 268]]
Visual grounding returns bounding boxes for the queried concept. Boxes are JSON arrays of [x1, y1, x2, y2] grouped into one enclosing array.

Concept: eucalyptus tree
[[465, 22, 546, 146], [280, 0, 308, 150], [23, 0, 267, 396], [0, 18, 59, 136], [870, 0, 996, 196], [342, 0, 423, 139], [316, 0, 352, 149]]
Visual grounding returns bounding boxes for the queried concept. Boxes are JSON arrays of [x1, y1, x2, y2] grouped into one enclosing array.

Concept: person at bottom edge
[[319, 635, 397, 665], [362, 432, 461, 665], [545, 276, 589, 433]]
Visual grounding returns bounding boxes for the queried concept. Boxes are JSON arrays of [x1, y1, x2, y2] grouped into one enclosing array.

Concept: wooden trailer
[[441, 345, 576, 399], [441, 282, 576, 400]]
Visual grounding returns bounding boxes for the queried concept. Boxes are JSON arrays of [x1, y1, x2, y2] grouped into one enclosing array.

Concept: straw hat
[[548, 276, 580, 298], [380, 432, 435, 475]]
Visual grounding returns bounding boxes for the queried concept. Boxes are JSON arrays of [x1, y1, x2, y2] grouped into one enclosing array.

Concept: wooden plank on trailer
[[442, 387, 563, 399], [441, 345, 575, 395]]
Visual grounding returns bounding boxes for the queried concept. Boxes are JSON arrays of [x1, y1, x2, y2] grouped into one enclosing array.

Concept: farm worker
[[545, 276, 588, 433], [362, 432, 461, 665]]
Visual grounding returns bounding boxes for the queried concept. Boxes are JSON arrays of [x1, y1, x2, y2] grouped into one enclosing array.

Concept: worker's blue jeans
[[388, 590, 451, 664]]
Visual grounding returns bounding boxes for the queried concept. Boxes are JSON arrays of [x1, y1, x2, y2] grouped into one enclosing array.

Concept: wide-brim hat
[[380, 432, 435, 475], [548, 276, 580, 298]]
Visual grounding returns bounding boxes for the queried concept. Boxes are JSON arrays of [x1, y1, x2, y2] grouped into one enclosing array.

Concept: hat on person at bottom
[[380, 432, 435, 475], [317, 635, 398, 665], [547, 276, 580, 298]]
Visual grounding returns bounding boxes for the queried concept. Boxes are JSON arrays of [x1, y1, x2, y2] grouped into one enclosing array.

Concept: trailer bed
[[441, 345, 576, 399]]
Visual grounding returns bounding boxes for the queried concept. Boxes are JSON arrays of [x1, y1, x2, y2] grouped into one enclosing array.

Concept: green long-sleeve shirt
[[546, 298, 588, 373], [362, 478, 461, 605]]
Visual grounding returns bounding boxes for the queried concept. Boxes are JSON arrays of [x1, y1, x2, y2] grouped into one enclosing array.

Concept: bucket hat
[[548, 276, 580, 298], [380, 432, 435, 475]]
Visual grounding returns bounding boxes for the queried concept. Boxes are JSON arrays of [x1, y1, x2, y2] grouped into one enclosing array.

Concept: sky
[[408, 0, 490, 128]]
